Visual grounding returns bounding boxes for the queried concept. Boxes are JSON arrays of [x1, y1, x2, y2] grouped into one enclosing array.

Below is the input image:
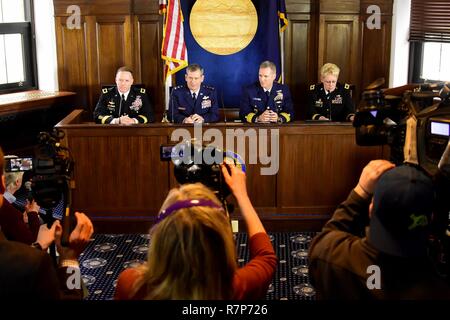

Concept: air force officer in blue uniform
[[168, 64, 219, 124], [240, 61, 294, 123]]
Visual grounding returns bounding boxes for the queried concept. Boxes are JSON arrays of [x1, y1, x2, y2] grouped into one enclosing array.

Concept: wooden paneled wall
[[285, 0, 393, 118], [54, 0, 392, 120], [53, 0, 164, 119]]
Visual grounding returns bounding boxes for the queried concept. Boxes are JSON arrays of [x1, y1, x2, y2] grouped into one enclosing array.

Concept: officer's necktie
[[192, 92, 197, 104], [265, 90, 270, 108], [119, 93, 125, 116], [119, 94, 125, 116]]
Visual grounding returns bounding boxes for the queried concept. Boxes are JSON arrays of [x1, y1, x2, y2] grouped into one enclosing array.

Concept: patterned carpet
[[78, 232, 317, 300]]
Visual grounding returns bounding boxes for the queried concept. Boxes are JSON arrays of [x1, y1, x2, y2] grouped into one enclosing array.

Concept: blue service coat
[[168, 84, 219, 123], [239, 82, 294, 123]]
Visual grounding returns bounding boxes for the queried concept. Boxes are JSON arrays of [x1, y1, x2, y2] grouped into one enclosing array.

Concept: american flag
[[160, 0, 188, 80]]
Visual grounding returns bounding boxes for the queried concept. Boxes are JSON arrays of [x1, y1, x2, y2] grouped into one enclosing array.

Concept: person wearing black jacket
[[94, 66, 154, 124], [307, 63, 354, 122], [309, 160, 450, 299]]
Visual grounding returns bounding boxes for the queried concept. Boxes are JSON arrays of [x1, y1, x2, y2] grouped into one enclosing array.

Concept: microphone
[[169, 86, 175, 123], [220, 89, 227, 124]]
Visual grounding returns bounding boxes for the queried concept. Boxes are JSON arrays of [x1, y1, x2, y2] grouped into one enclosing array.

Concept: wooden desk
[[56, 110, 386, 231], [0, 90, 76, 117], [0, 90, 78, 154]]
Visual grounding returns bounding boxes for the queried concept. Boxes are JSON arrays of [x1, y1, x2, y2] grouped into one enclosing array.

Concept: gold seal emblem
[[190, 0, 257, 55]]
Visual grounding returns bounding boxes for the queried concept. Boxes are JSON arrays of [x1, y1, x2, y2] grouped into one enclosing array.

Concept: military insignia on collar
[[344, 83, 350, 90], [140, 88, 146, 93], [310, 84, 315, 90], [130, 95, 143, 111], [102, 88, 108, 94]]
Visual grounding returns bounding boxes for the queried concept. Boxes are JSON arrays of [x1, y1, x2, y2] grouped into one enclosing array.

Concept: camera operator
[[308, 160, 450, 299], [114, 162, 277, 300], [0, 146, 94, 299], [4, 171, 41, 237], [1, 172, 41, 245]]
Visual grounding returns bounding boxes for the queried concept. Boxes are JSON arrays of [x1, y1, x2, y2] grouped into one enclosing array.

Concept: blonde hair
[[136, 183, 237, 300], [320, 63, 340, 78]]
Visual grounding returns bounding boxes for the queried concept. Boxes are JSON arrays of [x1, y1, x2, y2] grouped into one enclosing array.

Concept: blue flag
[[176, 0, 288, 108]]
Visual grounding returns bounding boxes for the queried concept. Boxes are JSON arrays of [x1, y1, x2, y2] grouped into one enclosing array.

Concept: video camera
[[4, 128, 75, 245], [353, 78, 450, 280], [353, 78, 450, 174], [160, 139, 246, 210]]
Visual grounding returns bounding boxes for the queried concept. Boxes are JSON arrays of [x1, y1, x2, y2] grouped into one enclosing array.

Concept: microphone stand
[[221, 90, 227, 124]]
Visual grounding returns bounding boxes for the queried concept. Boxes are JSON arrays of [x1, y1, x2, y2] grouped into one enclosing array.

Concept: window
[[0, 0, 37, 93], [408, 0, 450, 83], [421, 42, 450, 81]]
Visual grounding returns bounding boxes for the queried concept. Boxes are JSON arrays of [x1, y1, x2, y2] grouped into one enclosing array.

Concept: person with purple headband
[[114, 163, 277, 300]]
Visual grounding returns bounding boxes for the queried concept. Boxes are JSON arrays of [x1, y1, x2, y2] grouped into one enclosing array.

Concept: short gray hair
[[186, 63, 204, 75], [259, 61, 276, 74]]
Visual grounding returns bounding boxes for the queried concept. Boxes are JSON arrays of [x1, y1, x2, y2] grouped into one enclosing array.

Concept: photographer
[[1, 172, 40, 245], [0, 146, 94, 299], [114, 162, 277, 300], [4, 171, 41, 238], [308, 160, 450, 299]]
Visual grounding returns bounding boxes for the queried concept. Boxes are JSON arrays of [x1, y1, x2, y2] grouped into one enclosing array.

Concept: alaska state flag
[[176, 0, 288, 108]]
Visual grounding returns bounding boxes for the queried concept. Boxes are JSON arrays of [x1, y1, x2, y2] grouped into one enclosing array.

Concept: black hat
[[369, 165, 434, 257]]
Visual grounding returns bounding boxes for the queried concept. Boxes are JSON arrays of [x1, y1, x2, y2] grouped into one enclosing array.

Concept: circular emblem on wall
[[190, 0, 258, 55]]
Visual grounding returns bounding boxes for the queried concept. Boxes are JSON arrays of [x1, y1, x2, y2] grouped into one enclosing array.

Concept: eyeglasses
[[323, 80, 337, 84]]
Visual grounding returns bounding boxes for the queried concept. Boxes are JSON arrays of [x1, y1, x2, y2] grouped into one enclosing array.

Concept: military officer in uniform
[[94, 66, 154, 124], [307, 63, 355, 122], [168, 64, 219, 124], [240, 61, 294, 123]]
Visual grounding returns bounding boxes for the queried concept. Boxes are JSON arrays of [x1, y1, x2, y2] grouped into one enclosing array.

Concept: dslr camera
[[353, 78, 450, 279], [160, 139, 245, 207]]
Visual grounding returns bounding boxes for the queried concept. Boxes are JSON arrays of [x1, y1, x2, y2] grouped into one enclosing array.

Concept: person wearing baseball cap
[[308, 160, 450, 299]]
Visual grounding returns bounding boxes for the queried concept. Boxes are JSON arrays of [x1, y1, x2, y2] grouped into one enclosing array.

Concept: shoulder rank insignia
[[310, 84, 315, 90], [102, 88, 108, 94], [140, 88, 146, 94], [344, 83, 350, 90]]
